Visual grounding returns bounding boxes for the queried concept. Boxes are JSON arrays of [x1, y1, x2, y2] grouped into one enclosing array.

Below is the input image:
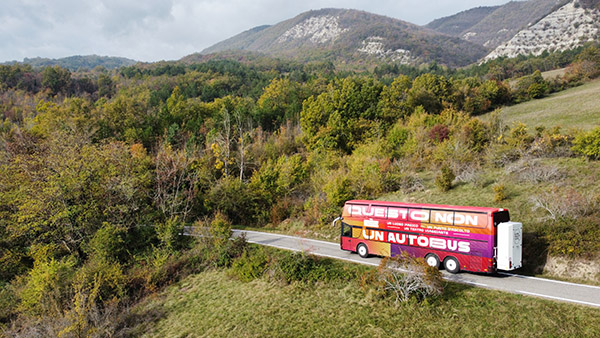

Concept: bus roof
[[345, 200, 504, 214]]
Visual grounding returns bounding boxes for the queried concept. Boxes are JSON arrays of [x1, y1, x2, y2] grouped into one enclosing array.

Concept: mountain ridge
[[200, 8, 488, 68], [3, 55, 138, 71]]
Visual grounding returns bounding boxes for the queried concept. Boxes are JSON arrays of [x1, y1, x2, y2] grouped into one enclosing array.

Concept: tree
[[97, 73, 115, 98], [256, 77, 302, 130], [378, 75, 412, 122], [42, 66, 71, 95], [407, 73, 451, 115], [300, 77, 383, 153]]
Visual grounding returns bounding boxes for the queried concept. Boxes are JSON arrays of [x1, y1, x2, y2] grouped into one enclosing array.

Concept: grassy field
[[487, 79, 600, 131], [126, 257, 600, 337]]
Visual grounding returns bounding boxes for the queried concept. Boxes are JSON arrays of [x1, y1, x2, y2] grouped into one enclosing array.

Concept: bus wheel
[[425, 254, 440, 269], [444, 256, 460, 274], [357, 243, 369, 258]]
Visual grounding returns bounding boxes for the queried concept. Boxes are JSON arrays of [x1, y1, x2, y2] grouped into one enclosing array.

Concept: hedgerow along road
[[231, 229, 600, 308]]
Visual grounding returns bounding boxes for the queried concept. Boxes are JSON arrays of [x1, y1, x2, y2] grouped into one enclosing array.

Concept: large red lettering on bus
[[362, 229, 470, 253]]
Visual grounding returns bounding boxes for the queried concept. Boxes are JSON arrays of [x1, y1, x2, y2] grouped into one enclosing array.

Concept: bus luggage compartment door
[[497, 222, 522, 271]]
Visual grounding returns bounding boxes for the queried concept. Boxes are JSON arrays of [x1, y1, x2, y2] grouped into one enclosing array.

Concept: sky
[[1, 0, 515, 63]]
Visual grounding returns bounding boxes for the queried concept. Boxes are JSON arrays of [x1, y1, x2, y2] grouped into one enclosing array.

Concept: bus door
[[341, 222, 353, 250]]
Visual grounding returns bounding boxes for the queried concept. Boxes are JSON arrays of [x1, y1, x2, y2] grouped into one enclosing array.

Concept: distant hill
[[425, 6, 500, 37], [200, 8, 488, 68], [4, 55, 138, 71], [428, 0, 568, 49]]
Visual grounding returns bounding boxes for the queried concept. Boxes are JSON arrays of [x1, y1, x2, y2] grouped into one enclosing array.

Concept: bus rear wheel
[[444, 256, 460, 274], [357, 243, 369, 258], [425, 254, 440, 269]]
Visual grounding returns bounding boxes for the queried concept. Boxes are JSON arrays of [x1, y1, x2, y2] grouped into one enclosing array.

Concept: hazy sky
[[1, 0, 514, 63]]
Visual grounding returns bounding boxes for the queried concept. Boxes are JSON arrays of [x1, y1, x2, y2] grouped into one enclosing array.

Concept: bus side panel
[[342, 237, 390, 257]]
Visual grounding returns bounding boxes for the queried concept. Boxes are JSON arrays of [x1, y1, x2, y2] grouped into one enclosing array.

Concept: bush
[[274, 252, 316, 284], [428, 124, 450, 143], [370, 253, 443, 303], [572, 127, 600, 160], [18, 257, 76, 316], [543, 216, 600, 257], [86, 222, 126, 262], [210, 212, 232, 244], [230, 248, 268, 282], [271, 252, 349, 284], [505, 158, 565, 183], [493, 183, 507, 202], [435, 165, 455, 192], [156, 217, 186, 251], [531, 187, 599, 220]]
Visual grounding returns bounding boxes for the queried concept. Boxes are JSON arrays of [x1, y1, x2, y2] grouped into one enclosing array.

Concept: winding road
[[233, 229, 600, 308]]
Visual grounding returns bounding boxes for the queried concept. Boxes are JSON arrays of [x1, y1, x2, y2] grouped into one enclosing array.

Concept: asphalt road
[[233, 229, 600, 308]]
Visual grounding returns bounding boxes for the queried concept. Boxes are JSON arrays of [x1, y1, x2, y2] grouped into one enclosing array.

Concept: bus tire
[[357, 243, 369, 258], [425, 254, 440, 269], [444, 256, 460, 274]]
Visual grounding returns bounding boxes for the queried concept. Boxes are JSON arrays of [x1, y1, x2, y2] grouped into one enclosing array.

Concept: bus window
[[341, 222, 352, 237], [493, 210, 510, 226]]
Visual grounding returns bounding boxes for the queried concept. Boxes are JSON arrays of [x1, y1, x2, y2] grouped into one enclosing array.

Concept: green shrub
[[572, 127, 600, 160], [18, 257, 76, 316], [435, 165, 455, 192], [275, 252, 316, 284], [461, 118, 490, 153], [230, 248, 268, 282], [75, 257, 125, 303], [210, 212, 232, 244], [493, 183, 507, 202], [543, 216, 600, 257], [86, 222, 126, 262]]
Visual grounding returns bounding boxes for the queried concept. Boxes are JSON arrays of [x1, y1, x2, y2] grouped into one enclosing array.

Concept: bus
[[333, 200, 522, 274]]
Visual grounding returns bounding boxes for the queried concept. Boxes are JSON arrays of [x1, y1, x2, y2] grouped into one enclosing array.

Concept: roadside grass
[[485, 78, 600, 130], [126, 253, 600, 337]]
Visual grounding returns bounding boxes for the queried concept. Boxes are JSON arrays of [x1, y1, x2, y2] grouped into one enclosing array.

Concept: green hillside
[[494, 79, 600, 131], [425, 6, 499, 36]]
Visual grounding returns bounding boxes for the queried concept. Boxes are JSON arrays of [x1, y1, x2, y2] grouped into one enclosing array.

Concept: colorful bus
[[333, 200, 522, 274]]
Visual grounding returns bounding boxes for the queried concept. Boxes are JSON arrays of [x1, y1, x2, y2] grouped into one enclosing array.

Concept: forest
[[1, 43, 600, 334]]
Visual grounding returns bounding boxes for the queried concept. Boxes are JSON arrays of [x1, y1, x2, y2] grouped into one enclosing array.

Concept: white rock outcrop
[[485, 1, 600, 61], [357, 36, 417, 64], [277, 15, 348, 44]]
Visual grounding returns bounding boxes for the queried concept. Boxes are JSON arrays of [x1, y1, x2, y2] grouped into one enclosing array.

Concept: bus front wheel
[[357, 243, 369, 258], [425, 254, 440, 269], [444, 256, 460, 274]]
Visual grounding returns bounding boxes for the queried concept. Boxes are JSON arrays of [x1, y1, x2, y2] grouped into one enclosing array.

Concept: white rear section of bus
[[497, 222, 522, 271]]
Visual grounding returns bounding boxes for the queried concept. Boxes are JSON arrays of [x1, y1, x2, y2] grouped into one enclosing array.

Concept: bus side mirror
[[332, 217, 342, 227]]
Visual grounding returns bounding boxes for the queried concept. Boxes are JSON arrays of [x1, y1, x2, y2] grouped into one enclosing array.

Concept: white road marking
[[498, 272, 600, 289], [516, 290, 600, 308]]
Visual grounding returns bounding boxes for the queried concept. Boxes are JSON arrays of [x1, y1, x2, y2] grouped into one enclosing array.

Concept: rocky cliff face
[[276, 15, 348, 44], [485, 1, 600, 60]]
